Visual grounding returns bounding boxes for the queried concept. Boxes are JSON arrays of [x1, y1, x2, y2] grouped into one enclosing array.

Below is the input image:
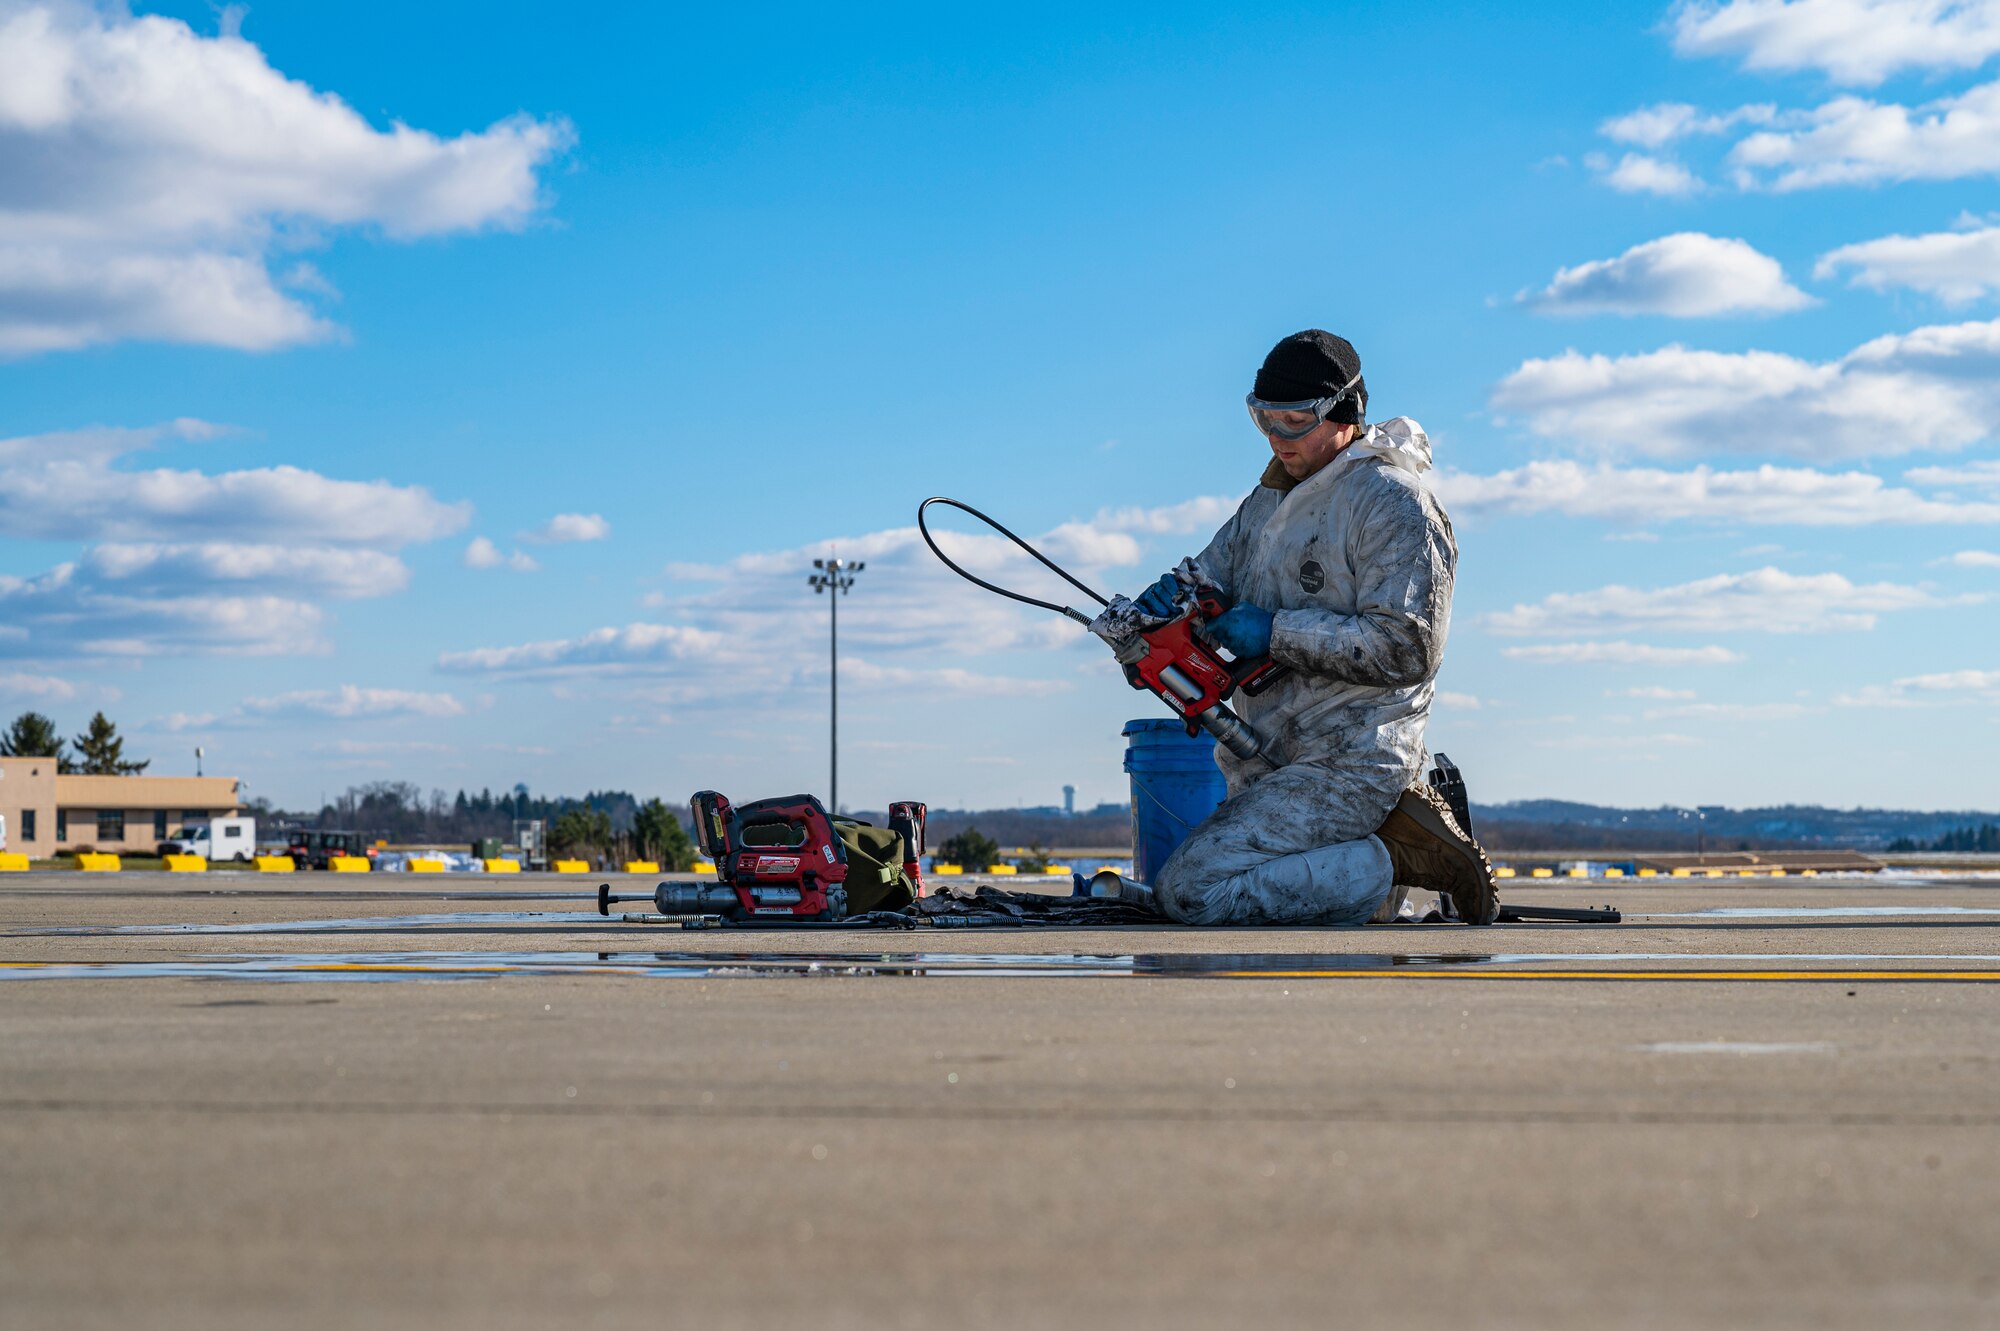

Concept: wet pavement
[[3, 872, 1998, 1329]]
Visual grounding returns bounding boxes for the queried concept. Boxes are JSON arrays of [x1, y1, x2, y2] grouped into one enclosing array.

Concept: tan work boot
[[1374, 785, 1499, 924]]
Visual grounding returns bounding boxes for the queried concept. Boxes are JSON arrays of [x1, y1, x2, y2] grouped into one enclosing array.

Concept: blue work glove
[[1204, 603, 1274, 659], [1132, 572, 1182, 619]]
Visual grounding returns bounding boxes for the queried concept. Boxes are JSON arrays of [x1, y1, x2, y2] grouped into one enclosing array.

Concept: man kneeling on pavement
[[1096, 329, 1496, 926]]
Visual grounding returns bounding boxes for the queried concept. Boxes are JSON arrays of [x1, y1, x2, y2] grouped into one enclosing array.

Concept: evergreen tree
[[71, 712, 148, 776], [938, 826, 1000, 869], [0, 711, 74, 772], [632, 798, 697, 870]]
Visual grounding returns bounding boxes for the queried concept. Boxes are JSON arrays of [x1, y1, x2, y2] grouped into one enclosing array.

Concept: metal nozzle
[[1197, 702, 1262, 760]]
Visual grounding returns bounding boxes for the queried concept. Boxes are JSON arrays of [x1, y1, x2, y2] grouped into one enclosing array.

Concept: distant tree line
[[1886, 824, 2000, 854]]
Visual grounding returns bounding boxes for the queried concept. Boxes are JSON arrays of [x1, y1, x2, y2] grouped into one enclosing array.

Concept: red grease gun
[[918, 497, 1286, 760]]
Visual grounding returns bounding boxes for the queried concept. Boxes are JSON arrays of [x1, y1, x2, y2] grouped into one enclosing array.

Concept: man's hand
[[1204, 603, 1274, 659], [1133, 572, 1182, 619]]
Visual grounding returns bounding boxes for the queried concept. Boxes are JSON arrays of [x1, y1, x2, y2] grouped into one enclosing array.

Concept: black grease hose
[[916, 496, 1111, 626]]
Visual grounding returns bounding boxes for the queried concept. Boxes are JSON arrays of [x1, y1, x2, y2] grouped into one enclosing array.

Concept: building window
[[154, 810, 168, 840], [21, 809, 35, 842], [97, 809, 124, 842], [55, 808, 65, 843]]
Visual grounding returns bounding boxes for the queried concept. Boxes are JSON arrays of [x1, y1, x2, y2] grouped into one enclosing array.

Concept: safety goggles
[[1245, 370, 1363, 441]]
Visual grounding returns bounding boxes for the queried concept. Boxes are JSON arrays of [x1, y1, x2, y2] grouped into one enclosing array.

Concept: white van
[[165, 816, 256, 863]]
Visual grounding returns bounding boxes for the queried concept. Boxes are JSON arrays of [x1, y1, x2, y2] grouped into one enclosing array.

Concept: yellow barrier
[[482, 859, 520, 874], [164, 854, 206, 872], [1604, 867, 1625, 878], [1530, 868, 1554, 879], [552, 859, 590, 873], [1044, 864, 1071, 875], [255, 856, 295, 873], [1494, 866, 1516, 878], [328, 856, 370, 873], [987, 864, 1018, 875], [691, 861, 717, 875], [1801, 870, 1818, 877], [76, 852, 121, 872], [1704, 869, 1724, 878], [1637, 868, 1657, 878], [407, 858, 445, 874], [624, 861, 660, 874], [1769, 868, 1788, 877], [1670, 868, 1693, 877], [934, 864, 963, 875], [1565, 868, 1588, 878], [0, 852, 30, 871]]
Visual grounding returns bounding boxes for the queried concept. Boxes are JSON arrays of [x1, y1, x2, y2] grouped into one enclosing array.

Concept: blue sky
[[2, 0, 1997, 813]]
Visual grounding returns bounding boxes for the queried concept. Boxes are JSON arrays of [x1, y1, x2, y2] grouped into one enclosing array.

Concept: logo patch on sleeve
[[1299, 560, 1325, 594]]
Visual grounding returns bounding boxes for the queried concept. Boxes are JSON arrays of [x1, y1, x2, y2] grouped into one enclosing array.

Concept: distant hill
[[1470, 801, 2000, 852]]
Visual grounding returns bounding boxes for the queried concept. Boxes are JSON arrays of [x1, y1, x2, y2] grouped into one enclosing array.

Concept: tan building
[[0, 757, 240, 858]]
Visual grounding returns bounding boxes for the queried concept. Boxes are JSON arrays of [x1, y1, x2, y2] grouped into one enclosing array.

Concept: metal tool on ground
[[599, 792, 854, 922], [918, 497, 1285, 759]]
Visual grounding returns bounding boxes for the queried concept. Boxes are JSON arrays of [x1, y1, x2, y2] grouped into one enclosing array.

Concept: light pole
[[808, 556, 863, 812]]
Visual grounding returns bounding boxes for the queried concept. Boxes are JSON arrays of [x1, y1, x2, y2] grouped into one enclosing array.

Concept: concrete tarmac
[[3, 872, 1998, 1329]]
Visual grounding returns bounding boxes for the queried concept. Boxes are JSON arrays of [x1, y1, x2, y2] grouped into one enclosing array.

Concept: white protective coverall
[[1147, 416, 1455, 925]]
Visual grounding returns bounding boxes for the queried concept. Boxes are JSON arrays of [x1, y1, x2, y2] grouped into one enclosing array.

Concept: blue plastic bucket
[[1123, 718, 1226, 885]]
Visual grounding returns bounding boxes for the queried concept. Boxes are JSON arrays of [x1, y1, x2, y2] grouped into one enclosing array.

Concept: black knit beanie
[[1253, 330, 1367, 424]]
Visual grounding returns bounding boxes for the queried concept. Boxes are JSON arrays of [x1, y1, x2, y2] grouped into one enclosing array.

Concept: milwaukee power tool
[[593, 792, 853, 922], [1108, 586, 1286, 760]]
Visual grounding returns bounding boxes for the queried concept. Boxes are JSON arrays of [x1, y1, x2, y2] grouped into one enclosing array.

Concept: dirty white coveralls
[[1149, 417, 1455, 926]]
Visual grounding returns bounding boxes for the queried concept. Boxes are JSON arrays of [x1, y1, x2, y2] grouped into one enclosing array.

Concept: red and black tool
[[918, 497, 1285, 759], [888, 800, 928, 897], [599, 791, 851, 921]]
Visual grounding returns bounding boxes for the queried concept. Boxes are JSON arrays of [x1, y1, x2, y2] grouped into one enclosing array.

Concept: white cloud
[[1438, 459, 2000, 525], [1836, 668, 2000, 706], [1490, 317, 2000, 460], [1905, 459, 2000, 488], [242, 686, 466, 719], [464, 537, 538, 572], [1501, 642, 1743, 665], [1731, 80, 2000, 190], [1672, 0, 2000, 86], [1816, 224, 2000, 303], [837, 658, 1071, 697], [1601, 101, 1782, 148], [1434, 691, 1484, 709], [81, 542, 409, 598], [1483, 567, 1956, 636], [1610, 686, 1699, 699], [1947, 549, 2000, 566], [439, 623, 727, 675], [0, 562, 328, 657], [0, 419, 474, 658], [0, 421, 469, 545], [1642, 701, 1812, 720], [150, 711, 217, 732], [439, 498, 1215, 709], [1523, 233, 1810, 318], [520, 512, 610, 544], [1537, 731, 1703, 750], [1599, 153, 1704, 196], [0, 1, 571, 355], [0, 669, 76, 700]]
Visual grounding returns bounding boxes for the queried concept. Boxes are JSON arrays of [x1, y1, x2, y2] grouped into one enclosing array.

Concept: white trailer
[[165, 816, 256, 863]]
